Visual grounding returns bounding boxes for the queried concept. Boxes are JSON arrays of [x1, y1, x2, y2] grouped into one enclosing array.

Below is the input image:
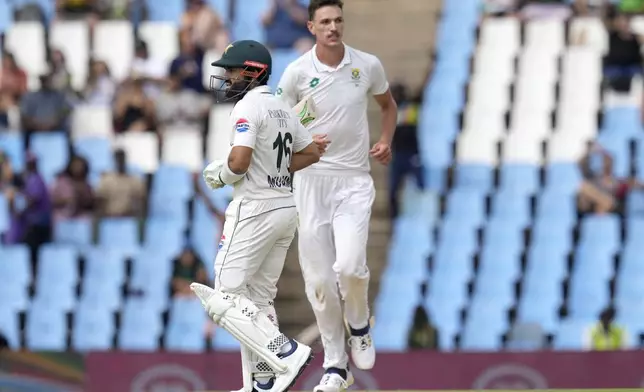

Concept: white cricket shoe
[[272, 340, 313, 392], [348, 333, 375, 370], [314, 370, 354, 392]]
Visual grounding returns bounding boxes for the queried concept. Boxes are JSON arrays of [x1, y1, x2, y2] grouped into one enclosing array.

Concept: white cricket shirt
[[228, 85, 312, 202], [276, 44, 389, 174]]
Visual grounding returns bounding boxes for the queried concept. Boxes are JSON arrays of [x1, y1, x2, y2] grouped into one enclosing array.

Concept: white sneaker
[[272, 340, 313, 392], [313, 370, 354, 392], [348, 333, 375, 370]]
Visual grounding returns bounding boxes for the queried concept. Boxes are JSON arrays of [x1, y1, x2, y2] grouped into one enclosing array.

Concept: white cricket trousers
[[293, 171, 375, 370], [214, 198, 298, 311]]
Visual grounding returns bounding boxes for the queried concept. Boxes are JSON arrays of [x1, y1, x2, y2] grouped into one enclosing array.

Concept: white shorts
[[214, 198, 297, 306], [293, 172, 375, 280]]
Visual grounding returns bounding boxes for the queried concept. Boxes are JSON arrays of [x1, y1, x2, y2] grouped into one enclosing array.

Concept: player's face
[[307, 5, 344, 47]]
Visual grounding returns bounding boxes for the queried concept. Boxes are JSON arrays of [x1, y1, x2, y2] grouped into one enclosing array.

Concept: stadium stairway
[[274, 0, 440, 337]]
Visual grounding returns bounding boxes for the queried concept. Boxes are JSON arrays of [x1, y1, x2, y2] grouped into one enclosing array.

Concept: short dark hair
[[308, 0, 343, 21]]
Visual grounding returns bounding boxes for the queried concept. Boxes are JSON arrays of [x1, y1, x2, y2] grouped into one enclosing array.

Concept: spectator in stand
[[171, 247, 208, 297], [577, 141, 643, 214], [95, 149, 146, 218], [49, 49, 73, 94], [50, 155, 95, 224], [170, 30, 206, 94], [180, 0, 229, 52], [0, 51, 28, 104], [83, 59, 116, 105], [584, 307, 630, 350], [19, 71, 73, 147], [56, 0, 100, 26], [1, 151, 20, 244], [388, 83, 424, 220], [517, 0, 573, 19], [15, 153, 52, 272], [155, 68, 212, 133], [0, 91, 20, 131], [603, 11, 642, 93], [482, 0, 519, 16], [570, 0, 608, 17], [407, 305, 439, 350], [130, 39, 167, 98], [262, 0, 314, 53], [113, 78, 157, 133]]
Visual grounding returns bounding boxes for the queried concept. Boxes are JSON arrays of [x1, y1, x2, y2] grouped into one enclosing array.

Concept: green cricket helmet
[[210, 40, 272, 102]]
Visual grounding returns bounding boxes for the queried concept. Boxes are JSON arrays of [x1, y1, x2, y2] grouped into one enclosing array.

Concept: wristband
[[218, 160, 246, 185]]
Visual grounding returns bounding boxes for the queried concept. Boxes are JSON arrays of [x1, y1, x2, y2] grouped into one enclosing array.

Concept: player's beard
[[225, 79, 253, 101]]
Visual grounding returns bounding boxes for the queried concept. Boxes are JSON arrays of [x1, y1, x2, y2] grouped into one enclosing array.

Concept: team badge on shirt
[[351, 68, 361, 86], [309, 77, 320, 88], [218, 234, 226, 250], [235, 118, 250, 133], [276, 87, 283, 96]]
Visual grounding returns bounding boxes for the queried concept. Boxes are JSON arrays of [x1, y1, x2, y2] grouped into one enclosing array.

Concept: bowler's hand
[[370, 140, 392, 165], [313, 134, 331, 155]]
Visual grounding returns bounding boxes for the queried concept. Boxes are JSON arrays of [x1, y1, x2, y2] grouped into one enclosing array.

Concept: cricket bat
[[293, 95, 317, 127]]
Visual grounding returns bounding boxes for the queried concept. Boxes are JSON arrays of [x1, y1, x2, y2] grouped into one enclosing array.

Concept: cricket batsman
[[191, 39, 322, 392]]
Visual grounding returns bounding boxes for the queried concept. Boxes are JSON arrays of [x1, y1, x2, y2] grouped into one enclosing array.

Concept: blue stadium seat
[[144, 0, 184, 23], [525, 245, 567, 283], [38, 244, 79, 285], [544, 163, 581, 194], [536, 188, 576, 221], [30, 132, 69, 184], [25, 305, 67, 351], [165, 297, 207, 352], [432, 238, 475, 276], [499, 164, 540, 195], [399, 188, 439, 222], [473, 276, 514, 307], [462, 299, 507, 350], [98, 217, 140, 254], [522, 271, 563, 304], [602, 107, 642, 136], [444, 189, 486, 226], [0, 246, 31, 312], [517, 295, 559, 332], [418, 132, 453, 171], [619, 241, 644, 278], [72, 304, 115, 351], [483, 214, 527, 256], [54, 218, 92, 247], [129, 253, 172, 311], [488, 192, 530, 232], [149, 195, 190, 226], [372, 315, 413, 351], [0, 0, 11, 34], [425, 81, 465, 113], [454, 164, 493, 192], [568, 277, 609, 318], [118, 299, 163, 351], [212, 327, 241, 350], [626, 190, 644, 215], [74, 137, 114, 176], [151, 164, 193, 201], [531, 216, 574, 254], [554, 318, 592, 350], [478, 245, 521, 284], [144, 216, 185, 257], [270, 49, 299, 90], [0, 132, 24, 172], [231, 0, 270, 42], [84, 247, 127, 286], [80, 277, 123, 312]]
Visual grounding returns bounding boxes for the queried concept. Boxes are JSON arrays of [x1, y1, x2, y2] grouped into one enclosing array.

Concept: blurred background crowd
[[1, 0, 644, 361]]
